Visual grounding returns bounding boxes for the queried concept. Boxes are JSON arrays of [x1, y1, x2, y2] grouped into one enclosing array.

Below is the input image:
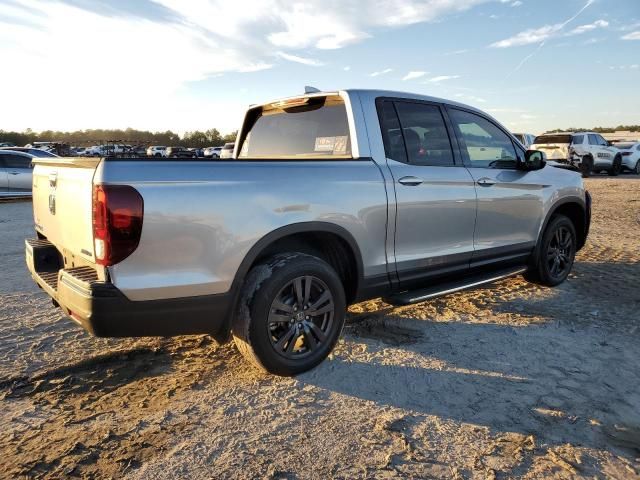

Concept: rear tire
[[525, 215, 576, 287], [580, 156, 593, 178], [608, 155, 622, 176], [233, 253, 346, 376]]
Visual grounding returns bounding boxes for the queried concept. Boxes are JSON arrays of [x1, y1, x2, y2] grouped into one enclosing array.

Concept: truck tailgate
[[32, 157, 101, 264]]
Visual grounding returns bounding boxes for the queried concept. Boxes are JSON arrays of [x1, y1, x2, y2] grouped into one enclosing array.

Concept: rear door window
[[239, 95, 351, 159], [377, 100, 407, 163], [393, 101, 455, 166], [533, 135, 571, 144], [572, 135, 584, 145]]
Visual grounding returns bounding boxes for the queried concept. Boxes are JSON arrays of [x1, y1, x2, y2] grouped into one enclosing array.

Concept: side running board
[[382, 266, 527, 306]]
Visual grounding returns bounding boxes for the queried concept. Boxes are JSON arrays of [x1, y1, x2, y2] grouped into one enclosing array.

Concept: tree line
[[546, 125, 640, 134], [0, 128, 238, 148]]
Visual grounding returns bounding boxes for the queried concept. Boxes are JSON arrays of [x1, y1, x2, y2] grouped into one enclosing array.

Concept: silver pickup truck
[[26, 89, 591, 375]]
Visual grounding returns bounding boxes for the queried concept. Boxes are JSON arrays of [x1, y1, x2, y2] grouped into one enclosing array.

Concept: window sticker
[[333, 136, 348, 154], [314, 136, 336, 152]]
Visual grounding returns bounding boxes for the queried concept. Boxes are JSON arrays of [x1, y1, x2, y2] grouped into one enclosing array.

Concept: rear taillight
[[92, 185, 143, 266]]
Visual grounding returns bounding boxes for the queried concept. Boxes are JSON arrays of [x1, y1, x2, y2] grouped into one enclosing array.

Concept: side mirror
[[519, 150, 546, 171]]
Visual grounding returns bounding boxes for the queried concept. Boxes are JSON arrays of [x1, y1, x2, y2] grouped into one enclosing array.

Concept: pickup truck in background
[[26, 89, 591, 375]]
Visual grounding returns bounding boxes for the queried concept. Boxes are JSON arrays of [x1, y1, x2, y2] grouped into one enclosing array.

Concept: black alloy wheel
[[546, 225, 574, 281], [233, 253, 346, 376], [267, 275, 334, 359]]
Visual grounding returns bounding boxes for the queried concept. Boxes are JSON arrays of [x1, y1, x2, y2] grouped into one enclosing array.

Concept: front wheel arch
[[531, 199, 587, 268]]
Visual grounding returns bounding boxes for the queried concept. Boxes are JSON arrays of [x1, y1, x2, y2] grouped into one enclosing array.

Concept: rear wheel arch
[[216, 223, 364, 343]]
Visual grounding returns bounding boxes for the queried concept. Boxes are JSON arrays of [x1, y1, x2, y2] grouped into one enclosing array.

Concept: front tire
[[526, 215, 577, 287], [580, 156, 593, 178], [634, 161, 640, 175], [233, 253, 346, 376]]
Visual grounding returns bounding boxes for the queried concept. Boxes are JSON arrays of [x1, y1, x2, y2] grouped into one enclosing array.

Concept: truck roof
[[255, 88, 487, 116]]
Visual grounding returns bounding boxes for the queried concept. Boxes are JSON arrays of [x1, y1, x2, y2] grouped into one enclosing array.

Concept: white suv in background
[[146, 146, 167, 157], [513, 133, 536, 148], [614, 142, 640, 174], [531, 132, 622, 177]]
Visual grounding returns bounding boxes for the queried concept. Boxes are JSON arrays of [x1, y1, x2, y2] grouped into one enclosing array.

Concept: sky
[[0, 0, 638, 135]]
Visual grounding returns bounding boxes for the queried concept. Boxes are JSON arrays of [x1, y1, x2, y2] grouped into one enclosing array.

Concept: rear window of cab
[[238, 95, 351, 159]]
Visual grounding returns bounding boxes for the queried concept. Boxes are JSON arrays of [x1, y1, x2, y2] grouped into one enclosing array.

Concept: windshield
[[239, 95, 351, 159], [533, 134, 572, 145]]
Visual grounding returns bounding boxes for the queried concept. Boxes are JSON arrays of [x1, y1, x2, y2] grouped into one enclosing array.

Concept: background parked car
[[165, 146, 197, 158], [128, 145, 148, 157], [614, 142, 640, 174], [219, 142, 234, 159], [85, 145, 107, 156], [0, 147, 58, 158], [147, 146, 166, 157], [531, 131, 622, 177], [513, 133, 536, 148], [203, 146, 223, 158], [187, 147, 204, 157], [71, 147, 87, 156], [0, 150, 34, 197]]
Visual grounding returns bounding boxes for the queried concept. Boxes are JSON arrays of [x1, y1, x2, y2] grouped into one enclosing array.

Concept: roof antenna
[[304, 85, 321, 94]]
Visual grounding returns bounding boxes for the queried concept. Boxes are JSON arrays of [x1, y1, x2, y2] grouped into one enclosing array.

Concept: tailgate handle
[[49, 172, 58, 187]]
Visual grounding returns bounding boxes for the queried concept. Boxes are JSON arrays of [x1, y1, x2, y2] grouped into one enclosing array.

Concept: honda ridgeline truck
[[26, 89, 591, 375]]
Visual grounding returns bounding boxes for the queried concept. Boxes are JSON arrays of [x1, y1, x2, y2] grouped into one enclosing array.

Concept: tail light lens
[[92, 185, 143, 266]]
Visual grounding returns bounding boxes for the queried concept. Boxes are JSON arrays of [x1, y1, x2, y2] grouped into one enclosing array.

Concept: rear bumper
[[25, 238, 231, 337]]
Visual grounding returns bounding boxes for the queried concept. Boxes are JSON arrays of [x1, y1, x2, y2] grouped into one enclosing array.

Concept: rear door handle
[[8, 172, 20, 175], [398, 176, 423, 186], [476, 177, 496, 187]]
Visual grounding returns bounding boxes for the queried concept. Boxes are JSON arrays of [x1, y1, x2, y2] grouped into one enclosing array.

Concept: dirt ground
[[1, 176, 639, 479]]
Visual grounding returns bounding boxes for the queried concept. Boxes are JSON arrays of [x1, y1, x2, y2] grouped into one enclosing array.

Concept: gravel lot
[[1, 177, 639, 479]]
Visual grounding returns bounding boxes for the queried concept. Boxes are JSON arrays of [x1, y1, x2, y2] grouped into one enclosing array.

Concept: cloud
[[428, 75, 461, 82], [0, 0, 514, 131], [491, 1, 600, 48], [444, 49, 470, 55], [402, 71, 428, 81], [275, 51, 324, 66], [486, 108, 528, 113], [622, 31, 640, 40], [454, 93, 487, 103], [343, 66, 351, 71], [370, 68, 393, 77], [491, 24, 562, 47], [510, 1, 523, 7], [566, 19, 609, 36]]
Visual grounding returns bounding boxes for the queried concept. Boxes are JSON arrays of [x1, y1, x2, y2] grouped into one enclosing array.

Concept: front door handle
[[476, 177, 496, 187], [8, 172, 20, 175], [398, 176, 423, 186]]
